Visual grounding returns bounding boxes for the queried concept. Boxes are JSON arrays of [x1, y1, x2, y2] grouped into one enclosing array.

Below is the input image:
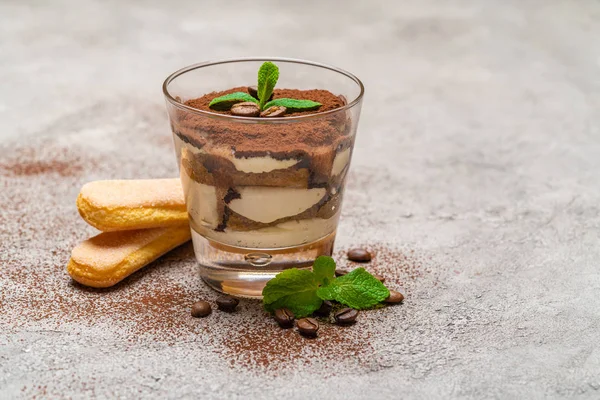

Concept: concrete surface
[[2, 0, 600, 398]]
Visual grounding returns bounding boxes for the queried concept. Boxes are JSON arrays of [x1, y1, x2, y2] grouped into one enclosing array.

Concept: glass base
[[191, 229, 336, 298]]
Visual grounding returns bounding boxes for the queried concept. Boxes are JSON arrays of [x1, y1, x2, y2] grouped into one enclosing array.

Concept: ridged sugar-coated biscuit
[[67, 226, 191, 288], [77, 179, 188, 231]]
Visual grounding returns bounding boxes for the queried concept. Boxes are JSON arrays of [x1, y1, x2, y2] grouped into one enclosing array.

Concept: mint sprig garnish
[[208, 61, 322, 115], [208, 92, 258, 110], [263, 98, 322, 112], [257, 61, 279, 110], [262, 256, 390, 317]]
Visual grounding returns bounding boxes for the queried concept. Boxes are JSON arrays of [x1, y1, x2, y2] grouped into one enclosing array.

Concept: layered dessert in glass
[[163, 59, 364, 296]]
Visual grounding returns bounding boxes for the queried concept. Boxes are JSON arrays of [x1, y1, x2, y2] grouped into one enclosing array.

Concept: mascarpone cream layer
[[182, 164, 327, 226], [229, 155, 299, 173], [180, 168, 220, 228], [331, 148, 351, 176], [228, 187, 326, 224]]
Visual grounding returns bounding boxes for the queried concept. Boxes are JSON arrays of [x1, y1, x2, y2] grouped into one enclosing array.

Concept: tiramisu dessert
[[169, 62, 356, 252]]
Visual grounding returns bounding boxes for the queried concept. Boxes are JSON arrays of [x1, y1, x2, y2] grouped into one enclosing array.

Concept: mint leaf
[[209, 92, 258, 110], [316, 268, 390, 309], [267, 292, 323, 319], [262, 269, 317, 304], [263, 98, 321, 111], [313, 256, 336, 286], [257, 62, 279, 109], [262, 268, 322, 317]]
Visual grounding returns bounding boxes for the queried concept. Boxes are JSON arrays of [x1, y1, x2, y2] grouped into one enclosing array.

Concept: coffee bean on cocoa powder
[[335, 269, 349, 277], [347, 248, 372, 262], [191, 301, 212, 318], [247, 86, 273, 101], [373, 274, 385, 283], [334, 308, 359, 325], [314, 300, 333, 316], [274, 308, 294, 328], [297, 317, 319, 337], [230, 102, 260, 117], [385, 290, 404, 304], [247, 86, 259, 99], [216, 296, 239, 312], [260, 106, 287, 118]]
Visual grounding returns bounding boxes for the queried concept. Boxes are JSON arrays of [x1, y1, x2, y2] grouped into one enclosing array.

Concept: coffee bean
[[191, 301, 211, 318], [247, 85, 273, 101], [334, 308, 359, 325], [347, 248, 372, 262], [216, 295, 239, 312], [274, 308, 294, 328], [247, 85, 259, 99], [373, 274, 385, 283], [296, 317, 319, 337], [314, 300, 333, 316], [260, 106, 287, 118], [230, 102, 260, 117], [335, 269, 349, 277], [385, 290, 404, 304]]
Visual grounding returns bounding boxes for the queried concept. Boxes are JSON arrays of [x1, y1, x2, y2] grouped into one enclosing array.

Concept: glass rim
[[162, 57, 365, 123]]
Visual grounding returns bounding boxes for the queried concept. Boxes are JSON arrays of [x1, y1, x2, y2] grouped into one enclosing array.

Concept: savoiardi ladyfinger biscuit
[[67, 225, 191, 288], [76, 179, 188, 231]]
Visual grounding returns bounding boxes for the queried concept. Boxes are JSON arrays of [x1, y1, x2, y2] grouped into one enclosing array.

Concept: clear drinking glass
[[163, 58, 364, 297]]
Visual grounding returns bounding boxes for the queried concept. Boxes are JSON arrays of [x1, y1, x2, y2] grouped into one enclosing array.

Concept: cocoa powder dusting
[[1, 134, 441, 376], [217, 245, 439, 373], [0, 147, 85, 177], [1, 160, 82, 177], [173, 87, 351, 156], [185, 87, 344, 115], [222, 317, 373, 372], [333, 244, 440, 292], [1, 248, 207, 343]]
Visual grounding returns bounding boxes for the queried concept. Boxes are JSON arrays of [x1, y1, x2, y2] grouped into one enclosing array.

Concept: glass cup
[[163, 58, 364, 297]]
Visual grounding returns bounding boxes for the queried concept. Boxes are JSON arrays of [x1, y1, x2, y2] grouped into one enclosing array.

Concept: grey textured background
[[2, 0, 600, 399]]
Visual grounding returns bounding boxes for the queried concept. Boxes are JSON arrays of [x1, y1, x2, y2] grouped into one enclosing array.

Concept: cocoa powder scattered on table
[[1, 135, 440, 372], [221, 316, 373, 372], [0, 146, 85, 177]]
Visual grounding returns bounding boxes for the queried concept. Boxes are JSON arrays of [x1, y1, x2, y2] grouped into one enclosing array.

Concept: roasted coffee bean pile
[[190, 248, 405, 339], [266, 248, 404, 339], [190, 295, 239, 318], [230, 86, 283, 118]]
